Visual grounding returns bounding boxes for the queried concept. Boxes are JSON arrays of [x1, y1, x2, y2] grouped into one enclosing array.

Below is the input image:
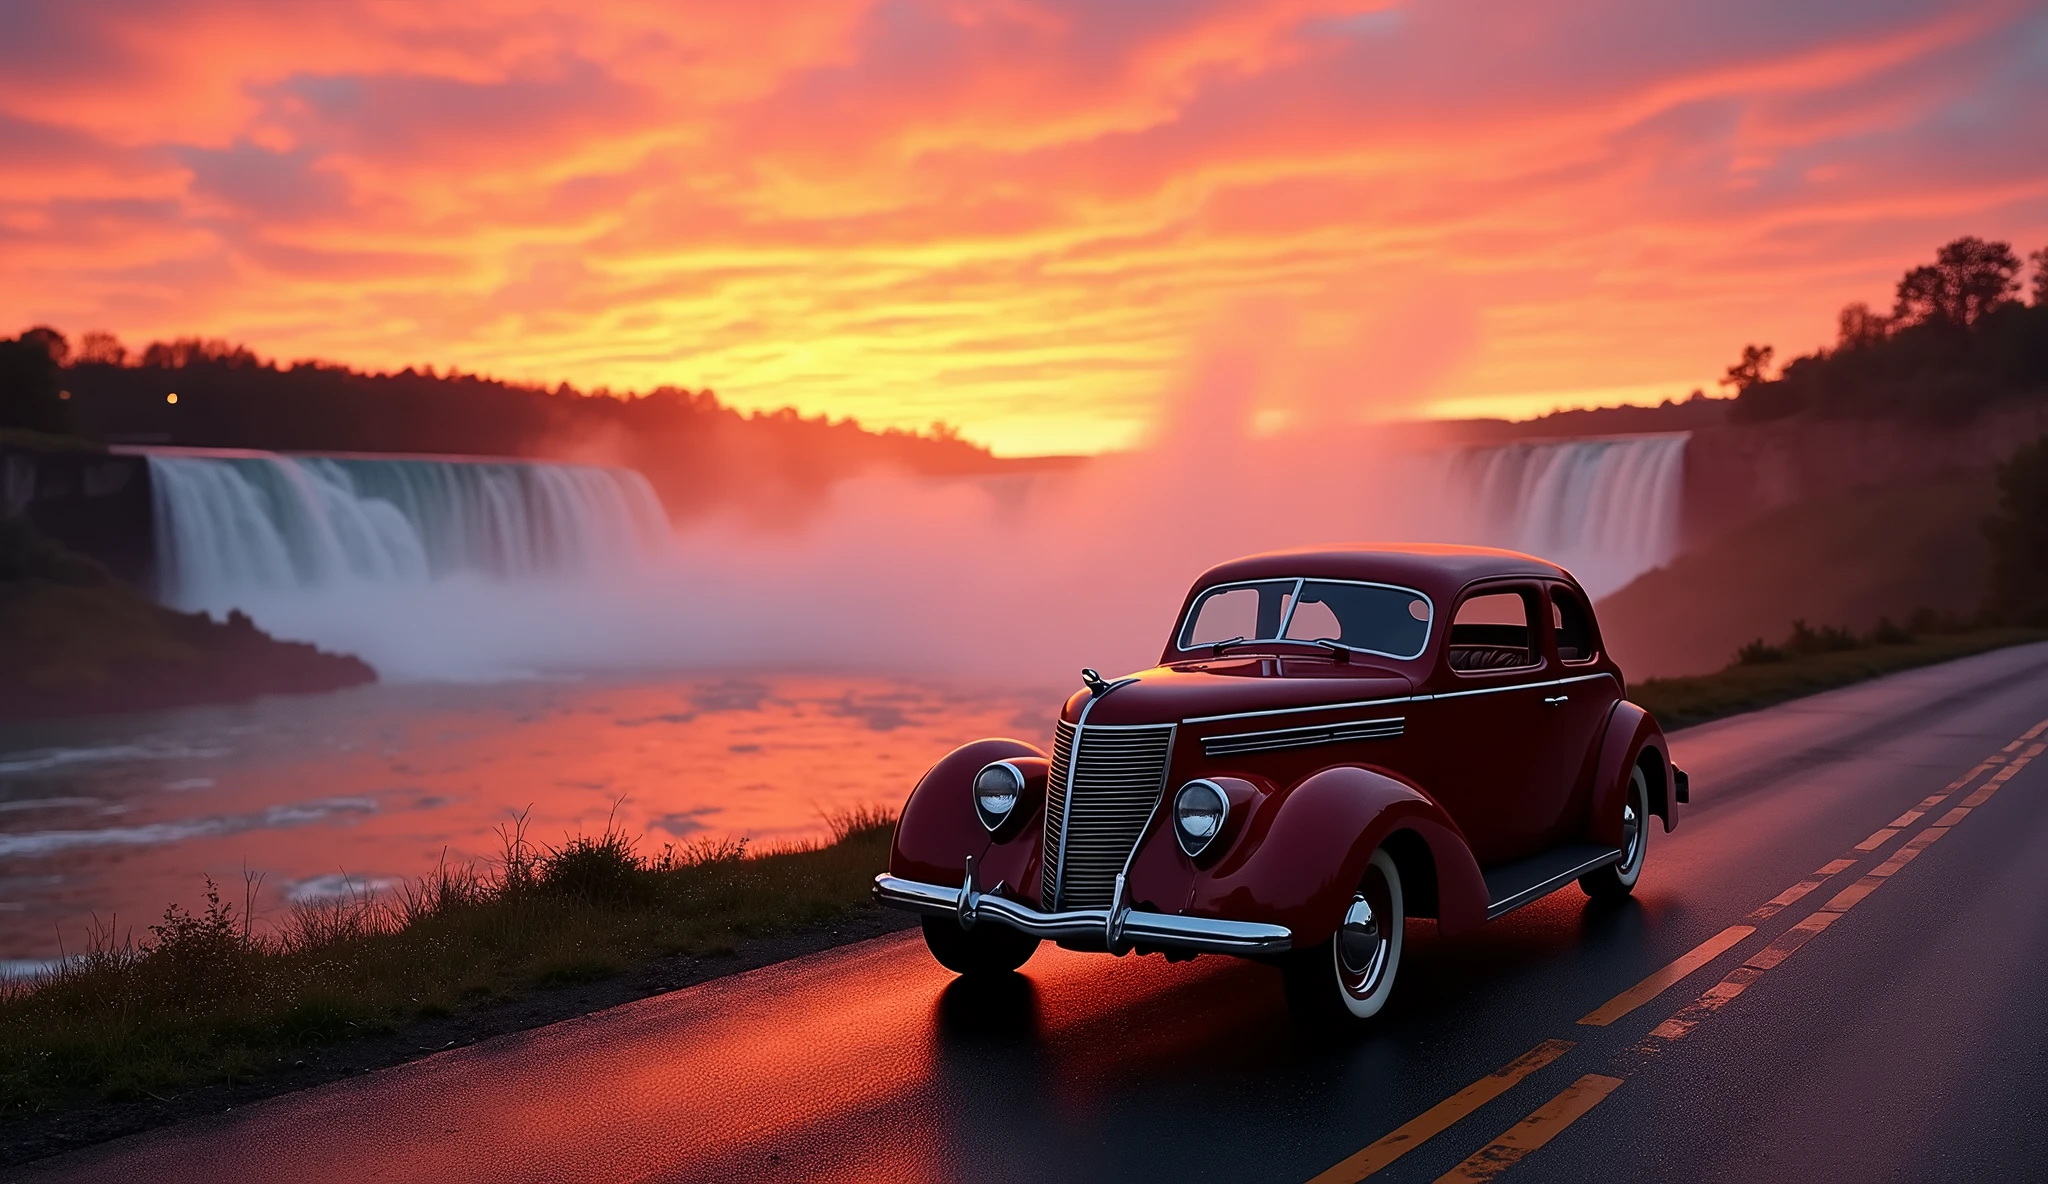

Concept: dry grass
[[0, 807, 897, 1114]]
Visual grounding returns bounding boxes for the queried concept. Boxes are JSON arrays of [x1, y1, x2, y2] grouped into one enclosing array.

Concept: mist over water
[[135, 372, 1687, 684]]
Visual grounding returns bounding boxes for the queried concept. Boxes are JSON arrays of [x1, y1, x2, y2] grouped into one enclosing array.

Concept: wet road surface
[[26, 643, 2048, 1182]]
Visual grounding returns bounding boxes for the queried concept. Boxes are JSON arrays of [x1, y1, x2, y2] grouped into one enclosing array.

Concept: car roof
[[1189, 544, 1573, 601]]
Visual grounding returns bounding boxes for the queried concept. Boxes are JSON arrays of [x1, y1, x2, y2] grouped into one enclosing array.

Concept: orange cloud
[[2, 0, 2045, 453]]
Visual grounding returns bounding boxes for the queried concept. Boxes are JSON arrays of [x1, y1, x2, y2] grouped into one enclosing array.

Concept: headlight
[[1173, 779, 1229, 857], [973, 761, 1024, 832]]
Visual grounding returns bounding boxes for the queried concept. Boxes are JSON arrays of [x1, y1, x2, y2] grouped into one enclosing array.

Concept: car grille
[[1041, 721, 1176, 910]]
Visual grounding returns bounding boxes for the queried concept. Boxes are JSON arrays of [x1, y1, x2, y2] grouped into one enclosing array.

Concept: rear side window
[[1551, 587, 1598, 663], [1448, 588, 1540, 672]]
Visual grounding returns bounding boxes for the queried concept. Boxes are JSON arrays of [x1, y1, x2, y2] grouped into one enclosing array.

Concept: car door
[[1524, 583, 1621, 848], [1425, 581, 1555, 866]]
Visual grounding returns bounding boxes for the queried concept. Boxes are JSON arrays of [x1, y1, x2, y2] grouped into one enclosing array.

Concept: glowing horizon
[[4, 1, 2045, 455]]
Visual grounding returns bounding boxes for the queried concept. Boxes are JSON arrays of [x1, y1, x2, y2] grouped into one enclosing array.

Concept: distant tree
[[138, 337, 261, 369], [0, 330, 73, 434], [1720, 343, 1775, 392], [1985, 435, 2048, 624], [19, 326, 69, 367], [1893, 236, 2021, 328], [2032, 247, 2048, 307], [74, 330, 129, 366], [1835, 302, 1891, 349]]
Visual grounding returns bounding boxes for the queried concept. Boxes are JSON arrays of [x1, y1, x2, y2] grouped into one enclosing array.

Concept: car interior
[[1447, 590, 1538, 671]]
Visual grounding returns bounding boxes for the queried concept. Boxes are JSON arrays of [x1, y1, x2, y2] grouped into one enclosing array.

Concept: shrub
[[1866, 617, 1915, 646], [1785, 619, 1861, 656], [1735, 638, 1786, 665]]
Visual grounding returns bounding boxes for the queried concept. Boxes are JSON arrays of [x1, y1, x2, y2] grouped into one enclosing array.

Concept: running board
[[1482, 843, 1625, 919]]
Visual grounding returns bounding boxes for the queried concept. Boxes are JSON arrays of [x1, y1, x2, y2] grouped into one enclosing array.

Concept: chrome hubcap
[[1621, 796, 1642, 871], [1338, 881, 1391, 996]]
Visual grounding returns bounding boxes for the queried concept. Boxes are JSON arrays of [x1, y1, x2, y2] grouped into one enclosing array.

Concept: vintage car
[[874, 544, 1688, 1022]]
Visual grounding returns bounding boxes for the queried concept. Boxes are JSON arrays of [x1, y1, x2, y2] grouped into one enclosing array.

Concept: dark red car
[[875, 544, 1687, 1022]]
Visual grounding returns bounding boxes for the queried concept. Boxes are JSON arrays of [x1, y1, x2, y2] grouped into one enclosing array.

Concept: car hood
[[1066, 659, 1415, 728]]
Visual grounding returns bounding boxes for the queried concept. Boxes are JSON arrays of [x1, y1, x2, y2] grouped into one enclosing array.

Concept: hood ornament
[[1081, 668, 1112, 696]]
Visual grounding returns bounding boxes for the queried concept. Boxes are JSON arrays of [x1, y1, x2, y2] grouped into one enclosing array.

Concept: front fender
[[1188, 765, 1489, 945], [890, 738, 1046, 892], [1590, 701, 1674, 844]]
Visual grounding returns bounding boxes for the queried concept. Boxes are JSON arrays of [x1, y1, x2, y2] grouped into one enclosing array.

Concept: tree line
[[1722, 237, 2048, 424], [0, 329, 1003, 519]]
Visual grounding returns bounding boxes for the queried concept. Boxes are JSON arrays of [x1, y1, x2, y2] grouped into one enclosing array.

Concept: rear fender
[[1590, 702, 1674, 842], [889, 739, 1047, 894], [1189, 765, 1489, 945]]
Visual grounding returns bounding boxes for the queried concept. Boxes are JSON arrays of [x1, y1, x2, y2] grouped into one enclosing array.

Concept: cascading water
[[131, 447, 671, 616], [1432, 432, 1688, 597], [109, 433, 1686, 683]]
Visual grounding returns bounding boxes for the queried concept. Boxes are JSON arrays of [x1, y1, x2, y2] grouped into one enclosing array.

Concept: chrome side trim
[[1425, 681, 1549, 702], [1418, 670, 1620, 703], [1179, 671, 1616, 721], [1200, 715, 1405, 757], [874, 873, 1293, 955], [1182, 694, 1415, 725], [1483, 848, 1623, 919]]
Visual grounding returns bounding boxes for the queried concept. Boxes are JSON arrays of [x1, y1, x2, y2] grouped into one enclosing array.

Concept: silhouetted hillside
[[2, 329, 1007, 520], [0, 514, 373, 718], [1598, 472, 1995, 678], [1727, 237, 2048, 425]]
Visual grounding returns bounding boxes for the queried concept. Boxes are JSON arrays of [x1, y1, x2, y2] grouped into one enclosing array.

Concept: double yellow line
[[1309, 720, 2048, 1184]]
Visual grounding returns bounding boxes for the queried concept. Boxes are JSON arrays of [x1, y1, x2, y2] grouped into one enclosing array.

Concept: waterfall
[[131, 448, 672, 614], [1435, 432, 1687, 597]]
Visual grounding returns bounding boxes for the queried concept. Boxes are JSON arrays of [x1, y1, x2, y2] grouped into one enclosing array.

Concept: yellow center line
[[1432, 1075, 1626, 1184], [1632, 742, 2045, 1055], [1744, 857, 1856, 922], [1577, 924, 1753, 1027], [1302, 719, 2048, 1184], [1306, 1040, 1576, 1182]]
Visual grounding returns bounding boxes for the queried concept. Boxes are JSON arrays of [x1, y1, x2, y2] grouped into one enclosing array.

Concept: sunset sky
[[4, 1, 2046, 454]]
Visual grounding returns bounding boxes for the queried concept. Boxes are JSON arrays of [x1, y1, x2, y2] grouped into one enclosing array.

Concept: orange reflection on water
[[0, 675, 1054, 962]]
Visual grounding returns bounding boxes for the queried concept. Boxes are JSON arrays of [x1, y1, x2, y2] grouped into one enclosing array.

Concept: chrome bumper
[[873, 869, 1292, 956]]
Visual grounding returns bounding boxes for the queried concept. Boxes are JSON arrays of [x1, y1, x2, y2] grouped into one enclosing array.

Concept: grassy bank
[[1633, 627, 2048, 729], [0, 809, 895, 1117]]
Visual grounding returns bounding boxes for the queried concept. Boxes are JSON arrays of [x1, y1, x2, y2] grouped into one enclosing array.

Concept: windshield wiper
[[1208, 636, 1248, 656], [1308, 638, 1364, 663]]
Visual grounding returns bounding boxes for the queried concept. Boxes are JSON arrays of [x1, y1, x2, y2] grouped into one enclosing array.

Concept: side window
[[1448, 588, 1540, 672], [1550, 587, 1598, 663]]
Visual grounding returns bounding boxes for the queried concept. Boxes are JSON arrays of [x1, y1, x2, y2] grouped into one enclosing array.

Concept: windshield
[[1178, 578, 1433, 660]]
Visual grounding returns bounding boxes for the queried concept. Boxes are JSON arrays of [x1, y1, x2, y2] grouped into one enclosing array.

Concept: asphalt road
[[26, 643, 2048, 1183]]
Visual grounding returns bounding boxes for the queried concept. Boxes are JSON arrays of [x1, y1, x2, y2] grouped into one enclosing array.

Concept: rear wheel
[[1580, 766, 1649, 901], [921, 916, 1040, 975], [1282, 847, 1405, 1025]]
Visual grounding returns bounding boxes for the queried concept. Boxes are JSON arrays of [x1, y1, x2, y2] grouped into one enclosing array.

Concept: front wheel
[[1580, 765, 1650, 901], [921, 916, 1040, 976], [1282, 847, 1405, 1025]]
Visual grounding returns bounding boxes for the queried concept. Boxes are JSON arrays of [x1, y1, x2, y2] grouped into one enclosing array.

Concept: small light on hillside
[[58, 390, 71, 401], [166, 392, 179, 404]]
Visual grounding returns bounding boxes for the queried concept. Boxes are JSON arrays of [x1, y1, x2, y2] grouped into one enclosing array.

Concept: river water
[[0, 676, 1053, 967]]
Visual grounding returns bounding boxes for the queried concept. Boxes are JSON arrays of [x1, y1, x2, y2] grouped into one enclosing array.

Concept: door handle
[[1542, 694, 1569, 706]]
